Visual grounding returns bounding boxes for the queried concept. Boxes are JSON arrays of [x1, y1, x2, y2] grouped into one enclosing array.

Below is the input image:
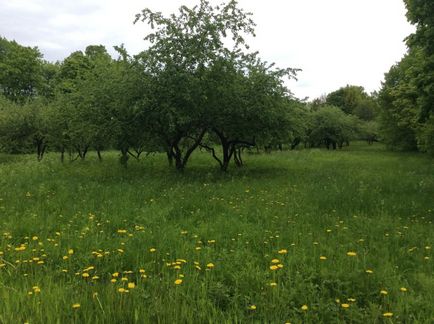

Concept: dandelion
[[319, 256, 327, 260], [249, 305, 257, 310], [118, 288, 128, 293], [346, 251, 357, 257], [128, 282, 135, 289], [269, 265, 279, 271], [269, 282, 277, 287], [139, 269, 145, 274], [206, 263, 215, 269], [271, 259, 280, 264], [383, 312, 393, 317], [400, 287, 407, 292], [82, 273, 90, 278], [62, 256, 69, 260], [68, 249, 74, 255], [32, 236, 38, 241], [278, 249, 287, 254], [301, 305, 308, 311], [111, 279, 117, 283], [112, 272, 119, 277], [365, 269, 373, 274], [347, 298, 356, 302], [72, 303, 80, 309], [174, 279, 183, 285], [341, 303, 350, 308], [117, 229, 127, 234], [380, 290, 388, 295]]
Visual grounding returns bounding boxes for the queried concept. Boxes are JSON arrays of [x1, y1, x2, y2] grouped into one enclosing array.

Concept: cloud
[[0, 0, 414, 99]]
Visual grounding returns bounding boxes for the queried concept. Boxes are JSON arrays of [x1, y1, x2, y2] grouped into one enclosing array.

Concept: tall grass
[[0, 143, 433, 323]]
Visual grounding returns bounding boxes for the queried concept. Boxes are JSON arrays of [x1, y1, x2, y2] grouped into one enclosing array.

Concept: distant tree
[[0, 37, 44, 102], [326, 85, 377, 120], [308, 106, 357, 149]]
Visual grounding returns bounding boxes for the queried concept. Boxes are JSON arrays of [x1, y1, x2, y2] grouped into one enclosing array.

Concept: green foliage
[[0, 37, 44, 102], [326, 85, 377, 121], [308, 106, 358, 149], [378, 1, 434, 154]]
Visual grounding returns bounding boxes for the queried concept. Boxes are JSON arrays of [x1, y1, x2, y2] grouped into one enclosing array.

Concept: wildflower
[[301, 305, 308, 311], [68, 249, 74, 255], [277, 264, 283, 269], [319, 256, 327, 260], [400, 287, 407, 292], [380, 290, 388, 295], [341, 303, 350, 308], [270, 265, 279, 271], [249, 305, 256, 310], [149, 248, 156, 253], [206, 263, 215, 269], [365, 269, 373, 274], [269, 282, 277, 287], [383, 312, 393, 317], [347, 298, 356, 302], [346, 251, 357, 257], [174, 279, 183, 285], [117, 229, 127, 234], [128, 282, 135, 289], [72, 303, 80, 309], [112, 272, 119, 277], [62, 256, 68, 260], [139, 269, 145, 274], [111, 279, 117, 283], [118, 288, 128, 293], [82, 273, 90, 278], [32, 236, 38, 241], [271, 259, 280, 264], [278, 249, 287, 254]]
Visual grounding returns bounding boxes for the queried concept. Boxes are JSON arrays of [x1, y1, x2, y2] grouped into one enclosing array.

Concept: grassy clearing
[[0, 143, 433, 323]]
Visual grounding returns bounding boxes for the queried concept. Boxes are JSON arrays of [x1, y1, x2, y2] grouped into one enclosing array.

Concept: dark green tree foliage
[[0, 37, 44, 102], [135, 0, 256, 170], [326, 85, 377, 121], [378, 0, 434, 154], [308, 106, 357, 149]]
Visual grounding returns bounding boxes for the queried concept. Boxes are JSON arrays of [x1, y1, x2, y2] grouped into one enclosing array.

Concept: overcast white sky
[[0, 0, 414, 99]]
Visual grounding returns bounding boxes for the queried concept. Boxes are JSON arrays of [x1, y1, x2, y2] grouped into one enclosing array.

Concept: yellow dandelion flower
[[278, 249, 287, 254], [128, 282, 135, 289], [32, 236, 38, 241], [72, 303, 80, 309], [319, 256, 327, 260], [347, 298, 356, 302], [365, 269, 373, 274], [270, 265, 279, 271], [269, 282, 277, 287], [346, 251, 357, 257], [62, 256, 68, 260], [380, 290, 388, 295], [174, 279, 183, 285], [68, 249, 74, 255], [301, 304, 308, 311], [139, 269, 145, 273], [206, 263, 215, 269], [277, 264, 284, 269], [110, 279, 117, 283], [341, 303, 350, 308], [249, 305, 256, 310], [112, 272, 119, 277], [400, 287, 407, 292], [118, 288, 128, 293], [117, 229, 127, 234], [82, 273, 90, 278], [149, 248, 156, 253], [271, 259, 280, 264], [383, 312, 393, 317]]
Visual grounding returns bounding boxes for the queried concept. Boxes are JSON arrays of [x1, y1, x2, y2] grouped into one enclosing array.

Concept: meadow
[[0, 143, 433, 323]]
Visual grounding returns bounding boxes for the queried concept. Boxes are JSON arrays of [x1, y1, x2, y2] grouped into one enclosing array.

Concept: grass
[[0, 143, 433, 323]]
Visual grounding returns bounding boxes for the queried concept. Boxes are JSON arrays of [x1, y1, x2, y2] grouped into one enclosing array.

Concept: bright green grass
[[0, 143, 433, 323]]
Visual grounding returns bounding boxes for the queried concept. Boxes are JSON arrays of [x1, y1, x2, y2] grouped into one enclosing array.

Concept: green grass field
[[0, 143, 433, 323]]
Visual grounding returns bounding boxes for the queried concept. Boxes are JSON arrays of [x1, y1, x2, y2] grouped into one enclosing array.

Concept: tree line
[[0, 0, 430, 171]]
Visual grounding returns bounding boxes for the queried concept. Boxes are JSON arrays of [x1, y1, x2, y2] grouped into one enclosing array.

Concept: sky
[[0, 0, 415, 100]]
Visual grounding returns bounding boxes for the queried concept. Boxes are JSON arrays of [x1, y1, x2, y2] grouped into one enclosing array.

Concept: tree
[[0, 37, 44, 103], [135, 0, 257, 170]]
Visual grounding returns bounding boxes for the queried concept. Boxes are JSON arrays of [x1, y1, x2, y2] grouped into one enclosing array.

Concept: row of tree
[[2, 0, 426, 172]]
